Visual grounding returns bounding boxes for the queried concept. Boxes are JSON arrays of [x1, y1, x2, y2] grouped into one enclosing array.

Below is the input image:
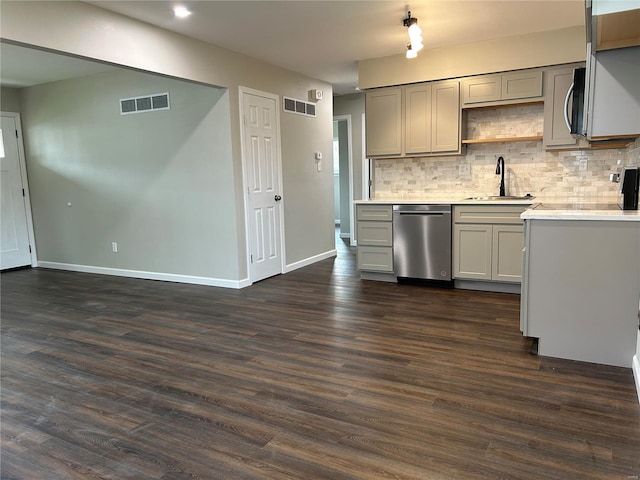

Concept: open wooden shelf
[[461, 135, 543, 145]]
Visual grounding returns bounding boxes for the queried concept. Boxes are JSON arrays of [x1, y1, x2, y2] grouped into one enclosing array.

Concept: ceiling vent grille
[[120, 93, 170, 115], [283, 96, 316, 118]]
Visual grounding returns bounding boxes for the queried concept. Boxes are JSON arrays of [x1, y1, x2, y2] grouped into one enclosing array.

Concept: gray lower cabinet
[[356, 205, 393, 273], [453, 205, 526, 282]]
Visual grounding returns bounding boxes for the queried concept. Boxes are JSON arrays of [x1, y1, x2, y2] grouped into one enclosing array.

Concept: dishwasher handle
[[395, 211, 449, 215], [397, 211, 451, 217], [393, 204, 452, 215]]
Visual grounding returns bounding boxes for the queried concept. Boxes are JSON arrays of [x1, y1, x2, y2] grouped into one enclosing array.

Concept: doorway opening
[[333, 115, 354, 245]]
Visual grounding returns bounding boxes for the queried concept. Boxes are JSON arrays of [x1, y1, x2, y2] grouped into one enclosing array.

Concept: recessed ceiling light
[[174, 6, 191, 18]]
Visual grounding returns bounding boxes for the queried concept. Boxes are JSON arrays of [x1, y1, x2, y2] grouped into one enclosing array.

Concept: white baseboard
[[37, 261, 250, 289], [285, 249, 337, 273], [633, 354, 640, 405]]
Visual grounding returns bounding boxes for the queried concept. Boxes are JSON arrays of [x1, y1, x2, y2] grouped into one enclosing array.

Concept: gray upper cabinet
[[366, 80, 461, 158], [461, 70, 543, 107], [431, 80, 461, 152], [404, 83, 432, 155], [543, 67, 580, 148], [461, 74, 501, 105], [588, 46, 640, 139], [365, 87, 402, 157], [501, 70, 543, 100]]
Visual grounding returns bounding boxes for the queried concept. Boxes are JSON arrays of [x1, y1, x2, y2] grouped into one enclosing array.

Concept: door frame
[[238, 87, 286, 284], [362, 112, 371, 202], [1, 111, 38, 268], [333, 114, 355, 246]]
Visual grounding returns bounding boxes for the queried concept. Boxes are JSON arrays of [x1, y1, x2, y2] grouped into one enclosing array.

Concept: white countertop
[[354, 198, 537, 206], [521, 203, 640, 222], [355, 198, 640, 221]]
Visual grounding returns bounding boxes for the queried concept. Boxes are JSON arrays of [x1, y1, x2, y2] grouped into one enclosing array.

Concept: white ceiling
[[1, 1, 586, 94]]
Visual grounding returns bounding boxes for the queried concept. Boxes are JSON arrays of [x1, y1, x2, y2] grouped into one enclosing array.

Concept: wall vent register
[[120, 93, 170, 115], [283, 96, 316, 117]]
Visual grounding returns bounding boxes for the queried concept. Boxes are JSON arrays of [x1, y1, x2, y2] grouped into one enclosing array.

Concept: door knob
[[274, 195, 282, 201]]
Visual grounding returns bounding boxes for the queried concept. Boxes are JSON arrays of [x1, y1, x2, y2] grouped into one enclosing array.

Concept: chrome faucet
[[495, 156, 506, 197]]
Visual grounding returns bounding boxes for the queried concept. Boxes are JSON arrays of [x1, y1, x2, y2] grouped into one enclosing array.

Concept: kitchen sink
[[464, 195, 535, 201]]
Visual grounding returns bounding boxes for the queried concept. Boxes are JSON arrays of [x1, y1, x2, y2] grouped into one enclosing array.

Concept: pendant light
[[403, 11, 423, 59]]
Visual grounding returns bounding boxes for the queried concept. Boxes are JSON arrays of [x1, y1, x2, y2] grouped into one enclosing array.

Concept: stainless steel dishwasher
[[392, 204, 452, 284]]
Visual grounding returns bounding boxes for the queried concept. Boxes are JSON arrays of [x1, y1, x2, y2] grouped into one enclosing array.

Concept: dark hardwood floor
[[2, 232, 639, 479]]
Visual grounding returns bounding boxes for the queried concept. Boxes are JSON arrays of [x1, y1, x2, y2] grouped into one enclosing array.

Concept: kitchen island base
[[521, 218, 640, 368]]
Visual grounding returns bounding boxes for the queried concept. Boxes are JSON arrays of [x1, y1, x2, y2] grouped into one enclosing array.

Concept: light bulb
[[406, 45, 417, 59], [409, 30, 423, 44], [412, 40, 424, 53], [408, 23, 422, 38], [174, 6, 191, 18]]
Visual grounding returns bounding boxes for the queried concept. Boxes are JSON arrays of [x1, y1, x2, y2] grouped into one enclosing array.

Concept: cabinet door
[[453, 224, 492, 280], [588, 47, 640, 138], [431, 80, 461, 153], [492, 225, 524, 282], [365, 88, 402, 157], [405, 84, 432, 155], [461, 74, 501, 105], [501, 70, 543, 100], [543, 68, 579, 148]]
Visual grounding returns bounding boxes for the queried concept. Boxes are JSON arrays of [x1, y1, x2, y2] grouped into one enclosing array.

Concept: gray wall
[[1, 87, 21, 112], [19, 69, 238, 279], [1, 1, 335, 282]]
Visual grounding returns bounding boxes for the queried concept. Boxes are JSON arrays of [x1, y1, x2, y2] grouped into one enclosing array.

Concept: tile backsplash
[[373, 104, 640, 202]]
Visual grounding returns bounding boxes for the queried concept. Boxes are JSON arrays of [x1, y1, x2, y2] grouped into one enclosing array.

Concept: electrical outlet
[[112, 242, 118, 253], [459, 164, 470, 175], [579, 158, 588, 171]]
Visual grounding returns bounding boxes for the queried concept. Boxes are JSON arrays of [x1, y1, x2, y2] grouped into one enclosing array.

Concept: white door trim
[[238, 87, 285, 284], [1, 111, 38, 267], [362, 112, 370, 202], [333, 114, 355, 247]]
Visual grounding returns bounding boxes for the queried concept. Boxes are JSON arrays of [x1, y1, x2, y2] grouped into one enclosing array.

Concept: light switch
[[316, 159, 322, 172]]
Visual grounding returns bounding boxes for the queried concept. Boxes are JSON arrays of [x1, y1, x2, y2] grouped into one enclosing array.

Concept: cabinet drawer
[[356, 204, 393, 222], [357, 221, 393, 247], [454, 205, 526, 225], [357, 246, 394, 272]]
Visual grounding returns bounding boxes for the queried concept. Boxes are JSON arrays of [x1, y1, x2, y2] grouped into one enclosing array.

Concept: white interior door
[[1, 114, 33, 270], [242, 90, 284, 282]]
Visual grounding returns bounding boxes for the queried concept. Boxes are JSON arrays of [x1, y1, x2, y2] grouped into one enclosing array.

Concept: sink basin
[[465, 195, 535, 201]]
